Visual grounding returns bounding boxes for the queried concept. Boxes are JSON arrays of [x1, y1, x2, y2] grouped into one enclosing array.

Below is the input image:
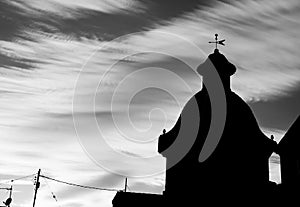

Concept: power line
[[0, 174, 36, 186], [42, 177, 61, 207], [40, 175, 120, 192], [126, 184, 132, 192]]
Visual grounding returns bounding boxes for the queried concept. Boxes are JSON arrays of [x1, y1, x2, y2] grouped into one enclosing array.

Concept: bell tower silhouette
[[113, 35, 279, 207], [158, 34, 277, 203]]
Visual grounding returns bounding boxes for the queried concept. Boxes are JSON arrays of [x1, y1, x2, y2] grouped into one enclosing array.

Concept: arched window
[[269, 152, 281, 184]]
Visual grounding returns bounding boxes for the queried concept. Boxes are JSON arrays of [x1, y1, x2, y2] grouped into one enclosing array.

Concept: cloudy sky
[[1, 0, 300, 206]]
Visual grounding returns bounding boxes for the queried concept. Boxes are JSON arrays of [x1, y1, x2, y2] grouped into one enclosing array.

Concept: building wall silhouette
[[112, 49, 297, 206], [159, 49, 277, 203], [277, 115, 300, 199]]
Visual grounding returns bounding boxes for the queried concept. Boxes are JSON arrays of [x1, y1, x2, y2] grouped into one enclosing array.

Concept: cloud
[[0, 179, 33, 186], [128, 181, 164, 194], [136, 0, 300, 101], [0, 24, 167, 206], [2, 0, 214, 41], [52, 173, 123, 199], [250, 87, 300, 130], [9, 0, 142, 17], [1, 0, 300, 206], [1, 0, 146, 42]]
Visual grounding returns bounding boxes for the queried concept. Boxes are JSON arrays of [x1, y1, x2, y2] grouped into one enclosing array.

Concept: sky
[[0, 0, 300, 206]]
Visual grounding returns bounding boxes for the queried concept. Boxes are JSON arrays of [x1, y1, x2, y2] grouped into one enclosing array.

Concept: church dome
[[198, 49, 236, 77]]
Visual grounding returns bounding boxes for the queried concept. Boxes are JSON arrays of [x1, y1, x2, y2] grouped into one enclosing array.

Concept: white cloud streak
[[9, 0, 143, 18], [1, 0, 300, 206]]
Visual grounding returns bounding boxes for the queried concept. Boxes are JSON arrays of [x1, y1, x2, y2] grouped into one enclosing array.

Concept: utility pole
[[124, 178, 128, 192], [33, 169, 41, 207]]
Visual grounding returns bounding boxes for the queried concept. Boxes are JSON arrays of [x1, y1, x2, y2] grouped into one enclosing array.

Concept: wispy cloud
[[1, 0, 300, 206], [144, 0, 300, 101], [9, 0, 143, 17]]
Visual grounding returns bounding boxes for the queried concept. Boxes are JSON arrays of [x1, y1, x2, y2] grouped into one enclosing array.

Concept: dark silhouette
[[2, 186, 12, 207], [3, 198, 12, 207], [113, 45, 300, 206], [277, 115, 300, 200], [112, 191, 163, 207], [159, 48, 277, 204]]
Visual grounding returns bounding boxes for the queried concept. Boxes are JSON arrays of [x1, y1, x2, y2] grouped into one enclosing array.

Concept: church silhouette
[[113, 38, 300, 206]]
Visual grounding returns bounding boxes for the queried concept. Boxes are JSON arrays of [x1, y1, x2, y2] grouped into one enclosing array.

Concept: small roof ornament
[[209, 34, 225, 52], [197, 34, 236, 77]]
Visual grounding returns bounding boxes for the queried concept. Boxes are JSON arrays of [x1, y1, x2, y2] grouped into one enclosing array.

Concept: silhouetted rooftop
[[198, 49, 236, 77], [113, 191, 163, 207]]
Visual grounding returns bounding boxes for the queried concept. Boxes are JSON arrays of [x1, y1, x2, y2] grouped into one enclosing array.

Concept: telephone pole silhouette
[[32, 169, 41, 207]]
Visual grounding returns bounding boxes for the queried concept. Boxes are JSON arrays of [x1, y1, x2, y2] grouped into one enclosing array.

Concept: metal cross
[[209, 34, 225, 50]]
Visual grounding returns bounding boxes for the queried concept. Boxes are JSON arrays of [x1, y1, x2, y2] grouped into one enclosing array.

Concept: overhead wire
[[0, 173, 36, 186], [1, 171, 125, 207], [42, 177, 61, 207], [40, 175, 120, 192]]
